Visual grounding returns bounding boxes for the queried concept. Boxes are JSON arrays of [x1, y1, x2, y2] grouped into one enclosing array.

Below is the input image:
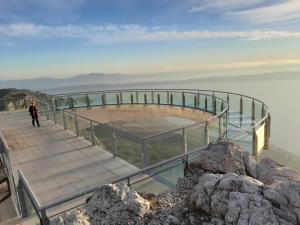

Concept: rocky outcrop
[[52, 142, 300, 225], [51, 184, 151, 225]]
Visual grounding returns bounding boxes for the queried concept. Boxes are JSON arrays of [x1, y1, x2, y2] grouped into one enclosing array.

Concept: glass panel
[[120, 92, 134, 104], [208, 118, 220, 142], [55, 96, 69, 109], [199, 94, 206, 110], [231, 132, 253, 153], [38, 103, 47, 118], [215, 98, 223, 114], [242, 97, 253, 117], [54, 110, 64, 127], [137, 91, 152, 104], [78, 117, 93, 142], [185, 123, 206, 151], [65, 113, 76, 134], [105, 92, 118, 105], [153, 92, 168, 105], [206, 95, 213, 113], [115, 135, 143, 168], [21, 186, 40, 223], [184, 92, 196, 108], [213, 92, 227, 102], [93, 123, 114, 153], [88, 93, 102, 106], [228, 94, 241, 114], [71, 95, 88, 108], [255, 101, 263, 121], [48, 107, 55, 122], [130, 158, 184, 194], [146, 129, 184, 165], [170, 92, 183, 106]]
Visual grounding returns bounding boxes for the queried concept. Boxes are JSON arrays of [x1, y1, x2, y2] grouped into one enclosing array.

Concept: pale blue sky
[[1, 0, 300, 79]]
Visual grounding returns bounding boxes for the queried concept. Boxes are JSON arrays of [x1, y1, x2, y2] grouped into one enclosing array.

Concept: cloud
[[190, 0, 300, 23], [190, 0, 265, 12], [1, 23, 300, 44], [226, 0, 300, 23]]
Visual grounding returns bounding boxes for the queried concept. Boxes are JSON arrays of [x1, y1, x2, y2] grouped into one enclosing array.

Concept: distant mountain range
[[0, 71, 299, 92]]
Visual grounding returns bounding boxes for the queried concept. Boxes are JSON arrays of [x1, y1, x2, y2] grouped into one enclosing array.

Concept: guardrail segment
[[1, 89, 270, 225]]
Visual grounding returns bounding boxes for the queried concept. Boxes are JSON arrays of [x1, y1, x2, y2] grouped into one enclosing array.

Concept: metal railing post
[[252, 128, 258, 160], [240, 96, 243, 127], [167, 91, 170, 104], [252, 98, 255, 123], [261, 104, 265, 118], [46, 104, 49, 120], [194, 95, 197, 108], [264, 114, 271, 150], [131, 93, 134, 104], [116, 94, 120, 105], [213, 96, 217, 114], [219, 116, 223, 140], [68, 96, 72, 108], [86, 95, 90, 107], [120, 92, 123, 104], [91, 121, 95, 145], [75, 115, 79, 136], [183, 128, 188, 168], [157, 94, 160, 104], [136, 92, 139, 103], [205, 96, 208, 111], [182, 92, 185, 107], [40, 210, 50, 225], [52, 107, 57, 124], [141, 140, 149, 168], [197, 91, 200, 108], [63, 110, 67, 130], [183, 128, 188, 154], [112, 129, 117, 157], [17, 181, 28, 217], [151, 91, 154, 104], [170, 94, 173, 105], [102, 94, 106, 105], [144, 94, 147, 104], [205, 121, 209, 145], [226, 93, 230, 108]]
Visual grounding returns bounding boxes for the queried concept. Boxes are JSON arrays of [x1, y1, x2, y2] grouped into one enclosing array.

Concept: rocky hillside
[[0, 88, 30, 99], [52, 142, 300, 225]]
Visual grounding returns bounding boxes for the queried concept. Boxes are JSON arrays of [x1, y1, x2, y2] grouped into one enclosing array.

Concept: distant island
[[0, 71, 299, 92]]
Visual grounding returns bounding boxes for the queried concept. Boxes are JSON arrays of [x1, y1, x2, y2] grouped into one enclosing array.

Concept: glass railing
[[19, 89, 270, 224]]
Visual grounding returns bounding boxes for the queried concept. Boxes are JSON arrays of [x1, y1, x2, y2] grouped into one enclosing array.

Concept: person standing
[[29, 101, 40, 127]]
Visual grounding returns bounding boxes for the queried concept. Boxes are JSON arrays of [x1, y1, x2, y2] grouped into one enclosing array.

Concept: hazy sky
[[1, 0, 300, 79]]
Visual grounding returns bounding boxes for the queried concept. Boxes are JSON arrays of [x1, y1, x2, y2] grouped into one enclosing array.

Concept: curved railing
[[35, 89, 270, 157], [19, 89, 270, 224]]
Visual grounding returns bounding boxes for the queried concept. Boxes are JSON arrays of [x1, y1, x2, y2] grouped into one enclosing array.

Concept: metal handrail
[[53, 89, 230, 140], [8, 88, 270, 224]]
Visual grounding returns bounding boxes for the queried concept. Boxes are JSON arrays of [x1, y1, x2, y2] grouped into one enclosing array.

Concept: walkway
[[0, 111, 139, 208]]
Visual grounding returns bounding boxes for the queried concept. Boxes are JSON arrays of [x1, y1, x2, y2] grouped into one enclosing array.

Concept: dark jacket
[[29, 105, 38, 118]]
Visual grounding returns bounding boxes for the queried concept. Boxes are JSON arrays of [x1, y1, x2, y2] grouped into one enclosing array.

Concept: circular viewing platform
[[35, 89, 270, 168]]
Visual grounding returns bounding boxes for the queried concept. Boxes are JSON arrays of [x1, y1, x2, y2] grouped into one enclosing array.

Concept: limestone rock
[[51, 210, 90, 225], [191, 142, 257, 176], [257, 158, 300, 184], [51, 142, 300, 225]]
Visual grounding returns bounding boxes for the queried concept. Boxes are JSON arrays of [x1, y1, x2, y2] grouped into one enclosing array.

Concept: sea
[[44, 74, 300, 169]]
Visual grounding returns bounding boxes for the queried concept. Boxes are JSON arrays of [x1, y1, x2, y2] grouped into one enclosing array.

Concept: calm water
[[46, 76, 300, 158]]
